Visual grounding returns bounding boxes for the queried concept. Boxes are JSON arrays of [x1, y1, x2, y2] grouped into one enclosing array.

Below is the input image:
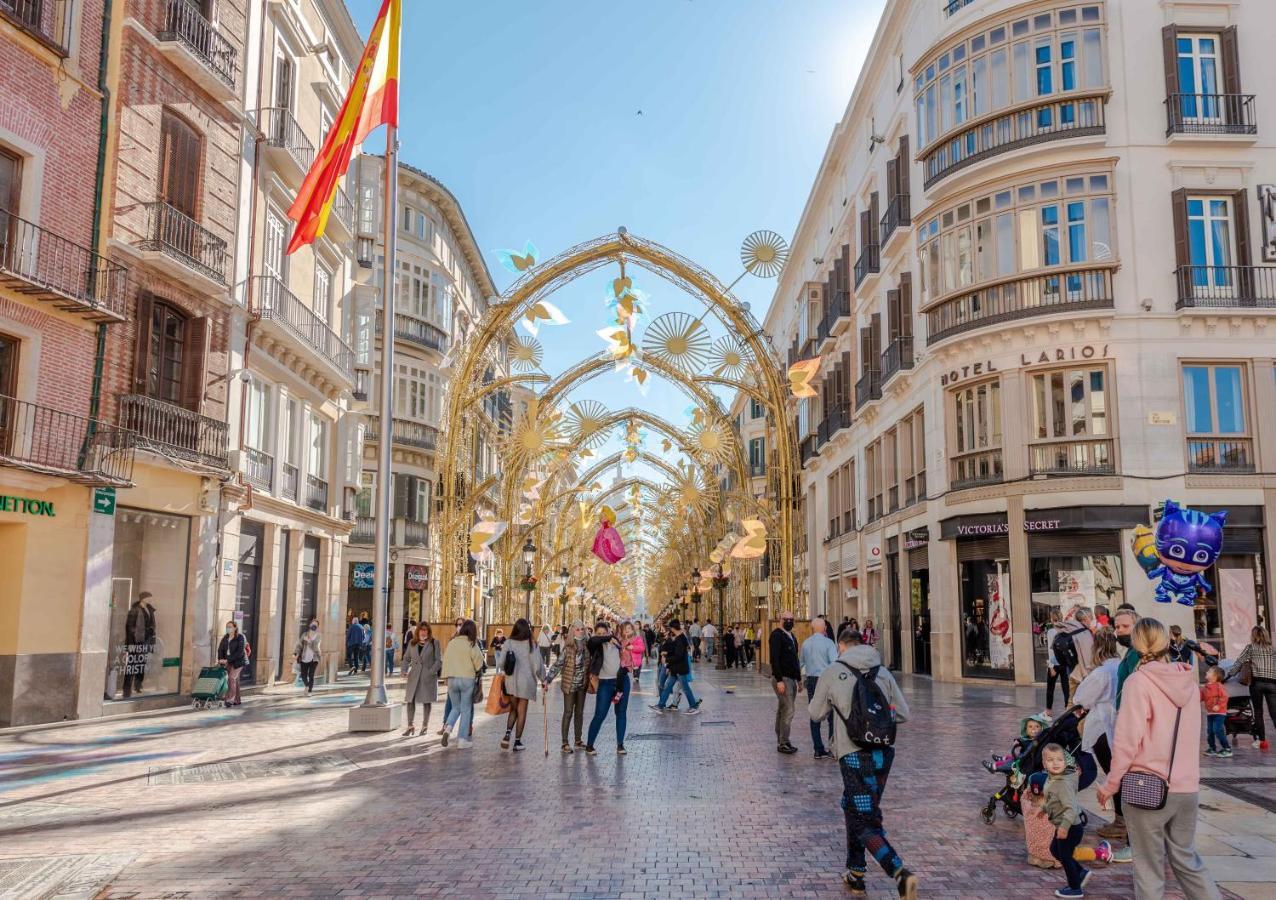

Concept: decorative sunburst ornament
[[641, 312, 712, 375], [671, 469, 710, 518], [507, 398, 564, 459], [690, 420, 733, 462], [708, 336, 751, 380], [564, 400, 610, 450], [740, 230, 789, 278], [509, 334, 543, 372]]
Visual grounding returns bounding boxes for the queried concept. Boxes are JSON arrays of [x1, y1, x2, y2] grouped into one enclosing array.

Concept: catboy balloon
[[1131, 500, 1226, 605]]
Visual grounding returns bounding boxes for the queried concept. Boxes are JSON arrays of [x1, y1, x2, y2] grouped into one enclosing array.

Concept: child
[[1024, 772, 1111, 870], [984, 713, 1048, 774], [1201, 665, 1232, 758], [1041, 744, 1090, 898]]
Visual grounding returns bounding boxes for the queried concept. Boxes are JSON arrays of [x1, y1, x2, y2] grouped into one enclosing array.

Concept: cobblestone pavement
[[1, 664, 1274, 898]]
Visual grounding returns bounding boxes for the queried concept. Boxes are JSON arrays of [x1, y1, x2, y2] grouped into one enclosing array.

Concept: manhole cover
[[148, 755, 354, 784], [626, 733, 686, 742]]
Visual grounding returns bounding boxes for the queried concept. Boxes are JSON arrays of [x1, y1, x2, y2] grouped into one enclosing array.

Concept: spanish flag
[[286, 0, 400, 254]]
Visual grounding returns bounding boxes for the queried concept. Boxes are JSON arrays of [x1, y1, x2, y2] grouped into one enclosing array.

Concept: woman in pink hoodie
[[622, 621, 646, 684], [1097, 618, 1219, 900]]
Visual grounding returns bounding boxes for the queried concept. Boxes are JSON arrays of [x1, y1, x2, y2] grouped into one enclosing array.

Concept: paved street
[[1, 664, 1274, 899]]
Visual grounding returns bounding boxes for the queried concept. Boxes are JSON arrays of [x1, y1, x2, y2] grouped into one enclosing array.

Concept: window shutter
[[870, 312, 882, 359], [859, 327, 872, 375], [181, 315, 209, 412], [159, 111, 201, 218], [1232, 189, 1253, 265], [885, 158, 898, 203], [886, 288, 901, 341], [859, 209, 871, 252], [898, 135, 910, 177], [1161, 26, 1180, 98], [900, 272, 914, 338], [133, 291, 155, 394], [1171, 188, 1190, 300], [1220, 26, 1241, 94], [869, 192, 880, 243], [393, 474, 409, 518], [841, 351, 852, 406]]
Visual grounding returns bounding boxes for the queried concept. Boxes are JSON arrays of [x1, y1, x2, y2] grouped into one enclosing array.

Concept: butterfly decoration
[[788, 357, 821, 399], [496, 241, 538, 275], [520, 300, 569, 337], [730, 519, 767, 560], [661, 438, 673, 453], [606, 278, 648, 327], [597, 326, 638, 365], [623, 364, 650, 394], [469, 520, 508, 562]]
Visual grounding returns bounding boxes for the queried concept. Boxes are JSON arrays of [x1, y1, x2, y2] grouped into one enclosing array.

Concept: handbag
[[1120, 706, 1182, 811], [587, 673, 600, 694], [1238, 659, 1253, 687], [485, 674, 511, 716], [472, 678, 484, 704]]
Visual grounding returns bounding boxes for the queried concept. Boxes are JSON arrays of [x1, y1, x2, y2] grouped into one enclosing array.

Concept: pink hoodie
[[623, 635, 646, 670], [1104, 661, 1202, 795]]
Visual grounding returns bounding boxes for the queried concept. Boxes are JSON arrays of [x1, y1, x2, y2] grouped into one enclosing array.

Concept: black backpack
[[833, 661, 896, 748], [1052, 628, 1080, 670]]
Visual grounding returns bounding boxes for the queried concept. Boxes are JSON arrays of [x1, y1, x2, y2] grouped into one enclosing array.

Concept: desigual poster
[[1219, 568, 1258, 660]]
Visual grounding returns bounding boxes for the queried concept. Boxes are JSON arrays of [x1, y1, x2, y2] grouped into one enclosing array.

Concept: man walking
[[801, 615, 839, 759], [651, 620, 700, 714], [345, 615, 363, 676], [769, 611, 802, 754], [689, 619, 703, 661], [702, 620, 717, 662], [810, 626, 918, 898]]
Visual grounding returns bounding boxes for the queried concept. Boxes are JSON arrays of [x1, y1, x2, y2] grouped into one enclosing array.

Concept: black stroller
[[981, 706, 1093, 824]]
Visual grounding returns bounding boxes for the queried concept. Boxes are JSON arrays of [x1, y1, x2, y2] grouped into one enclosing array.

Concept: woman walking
[[724, 625, 737, 669], [586, 620, 632, 755], [862, 618, 878, 647], [623, 620, 646, 685], [1097, 618, 1219, 900], [491, 628, 507, 673], [537, 625, 553, 666], [501, 618, 547, 751], [293, 618, 322, 694], [217, 620, 250, 707], [401, 623, 441, 736], [1229, 625, 1276, 748], [1074, 627, 1122, 779], [440, 619, 484, 748], [545, 621, 590, 752]]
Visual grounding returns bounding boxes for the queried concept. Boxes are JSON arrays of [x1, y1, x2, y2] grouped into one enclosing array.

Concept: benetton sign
[[0, 494, 55, 517]]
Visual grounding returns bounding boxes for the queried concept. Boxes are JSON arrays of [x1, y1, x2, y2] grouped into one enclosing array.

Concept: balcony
[[922, 92, 1107, 190], [879, 194, 911, 249], [331, 185, 354, 236], [1, 0, 72, 56], [250, 276, 355, 385], [0, 209, 128, 322], [950, 448, 1004, 491], [305, 474, 329, 512], [353, 368, 370, 403], [356, 236, 375, 269], [926, 265, 1115, 346], [1175, 266, 1276, 310], [0, 394, 135, 485], [854, 244, 880, 289], [375, 310, 449, 353], [365, 415, 438, 451], [880, 336, 914, 384], [134, 200, 228, 286], [1166, 94, 1257, 138], [1030, 439, 1115, 477], [824, 289, 852, 338], [243, 446, 273, 491], [824, 404, 851, 440], [904, 471, 927, 507], [154, 0, 238, 101], [351, 515, 375, 545], [799, 434, 818, 467], [1187, 438, 1254, 475], [855, 368, 881, 410], [403, 519, 429, 547], [118, 393, 229, 470], [943, 0, 976, 15], [254, 107, 314, 180], [281, 462, 299, 502]]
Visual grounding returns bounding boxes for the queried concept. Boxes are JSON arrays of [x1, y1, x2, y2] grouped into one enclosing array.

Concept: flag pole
[[363, 124, 398, 710]]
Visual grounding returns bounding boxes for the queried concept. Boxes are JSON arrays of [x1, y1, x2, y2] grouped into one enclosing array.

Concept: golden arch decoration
[[436, 231, 799, 620]]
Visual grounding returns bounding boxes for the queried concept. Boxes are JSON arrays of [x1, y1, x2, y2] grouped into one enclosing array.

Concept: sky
[[349, 0, 886, 605]]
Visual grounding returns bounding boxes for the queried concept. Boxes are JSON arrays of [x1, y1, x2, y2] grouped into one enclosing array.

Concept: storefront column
[[76, 491, 117, 720], [215, 517, 242, 638], [390, 559, 405, 640], [1007, 497, 1034, 685], [898, 548, 915, 675], [260, 523, 282, 686], [932, 538, 959, 681]]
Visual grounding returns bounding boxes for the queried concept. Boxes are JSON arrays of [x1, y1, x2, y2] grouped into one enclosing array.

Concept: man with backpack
[[809, 627, 917, 900], [1053, 606, 1096, 694]]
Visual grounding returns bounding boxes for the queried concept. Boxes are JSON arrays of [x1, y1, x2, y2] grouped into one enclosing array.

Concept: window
[[841, 461, 855, 531], [146, 302, 186, 405], [244, 378, 271, 452], [1029, 367, 1111, 474], [899, 407, 926, 505], [748, 437, 765, 474], [1182, 364, 1252, 472], [951, 380, 1003, 487], [865, 439, 883, 521], [1177, 35, 1220, 122], [159, 110, 201, 219], [0, 147, 22, 230], [1172, 189, 1252, 302], [308, 412, 328, 479], [750, 398, 764, 419], [313, 263, 332, 324], [1164, 26, 1246, 132], [827, 469, 841, 537], [1188, 196, 1234, 289], [402, 205, 412, 232]]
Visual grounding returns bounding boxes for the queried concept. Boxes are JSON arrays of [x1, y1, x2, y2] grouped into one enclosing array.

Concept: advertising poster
[[352, 562, 375, 589], [1056, 569, 1096, 611], [986, 571, 1014, 670], [1219, 568, 1258, 660]]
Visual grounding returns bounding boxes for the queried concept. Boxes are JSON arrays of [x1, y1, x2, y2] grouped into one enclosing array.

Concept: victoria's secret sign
[[940, 345, 1111, 387], [950, 519, 1062, 537]]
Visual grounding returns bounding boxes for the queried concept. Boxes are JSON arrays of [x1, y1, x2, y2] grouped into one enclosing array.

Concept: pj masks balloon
[[1131, 501, 1227, 605]]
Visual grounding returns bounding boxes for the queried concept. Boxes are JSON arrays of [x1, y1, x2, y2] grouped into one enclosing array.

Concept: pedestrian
[[537, 624, 553, 667], [440, 619, 484, 748], [1095, 604, 1111, 628], [724, 625, 737, 669], [1228, 625, 1276, 749], [345, 614, 362, 675], [401, 623, 441, 737], [491, 627, 507, 672], [1073, 627, 1121, 784], [1167, 625, 1192, 664], [1038, 743, 1091, 898], [551, 626, 563, 660], [216, 620, 249, 707], [1103, 605, 1140, 848], [769, 611, 801, 755], [359, 615, 372, 673], [651, 619, 700, 714], [1044, 609, 1067, 712], [801, 615, 839, 759], [401, 618, 417, 659], [848, 617, 859, 633], [702, 619, 717, 662], [585, 620, 633, 755], [861, 618, 878, 647], [1097, 617, 1219, 900], [544, 621, 590, 752], [808, 626, 916, 898], [438, 618, 467, 734], [293, 617, 322, 694], [502, 618, 548, 751], [1201, 665, 1231, 758], [644, 623, 658, 659], [623, 620, 646, 684], [744, 625, 756, 667], [689, 618, 703, 661], [384, 624, 398, 676]]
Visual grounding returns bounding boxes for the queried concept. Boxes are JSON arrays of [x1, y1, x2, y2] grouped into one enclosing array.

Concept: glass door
[[235, 522, 264, 684], [1176, 34, 1221, 125], [910, 569, 932, 676]]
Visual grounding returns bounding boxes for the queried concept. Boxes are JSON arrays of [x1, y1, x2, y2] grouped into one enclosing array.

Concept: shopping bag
[[486, 674, 511, 715]]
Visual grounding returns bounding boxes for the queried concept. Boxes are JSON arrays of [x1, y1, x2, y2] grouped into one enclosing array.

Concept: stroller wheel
[[1004, 807, 1019, 819], [980, 806, 995, 824]]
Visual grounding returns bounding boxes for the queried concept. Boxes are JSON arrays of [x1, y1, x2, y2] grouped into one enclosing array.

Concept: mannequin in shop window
[[123, 592, 157, 698]]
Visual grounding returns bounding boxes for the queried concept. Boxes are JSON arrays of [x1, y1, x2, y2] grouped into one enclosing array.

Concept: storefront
[[885, 536, 902, 671], [904, 528, 932, 676], [1192, 506, 1268, 659], [404, 564, 428, 632]]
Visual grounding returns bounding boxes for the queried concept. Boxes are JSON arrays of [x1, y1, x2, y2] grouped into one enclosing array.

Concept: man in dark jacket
[[123, 593, 157, 698], [770, 611, 802, 754], [651, 620, 701, 714], [345, 615, 363, 675]]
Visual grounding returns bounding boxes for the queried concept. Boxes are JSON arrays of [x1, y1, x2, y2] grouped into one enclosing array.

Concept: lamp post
[[713, 562, 728, 670], [557, 566, 570, 627], [521, 537, 536, 622], [679, 582, 689, 623]]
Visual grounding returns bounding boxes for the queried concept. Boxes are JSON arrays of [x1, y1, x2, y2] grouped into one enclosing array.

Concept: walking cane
[[542, 690, 549, 756]]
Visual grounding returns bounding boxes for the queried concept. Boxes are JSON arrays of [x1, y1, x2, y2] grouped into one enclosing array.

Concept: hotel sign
[[0, 494, 54, 517], [941, 345, 1111, 388]]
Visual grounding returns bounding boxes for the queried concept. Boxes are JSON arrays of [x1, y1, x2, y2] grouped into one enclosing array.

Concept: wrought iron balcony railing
[[1175, 265, 1276, 309], [375, 310, 449, 353], [305, 474, 329, 512], [820, 289, 850, 340], [1030, 439, 1115, 477], [0, 208, 128, 321], [855, 368, 882, 410], [950, 448, 1004, 490], [1166, 93, 1257, 137], [118, 393, 229, 470], [136, 200, 228, 284], [943, 0, 976, 15], [364, 415, 438, 451], [332, 185, 354, 234], [881, 335, 914, 383], [1187, 438, 1254, 474], [251, 276, 355, 383], [243, 446, 273, 491], [404, 519, 429, 547], [1, 0, 72, 56], [281, 462, 299, 502], [854, 244, 880, 288], [926, 265, 1115, 345], [0, 394, 135, 485], [880, 193, 911, 245], [254, 107, 315, 173], [156, 0, 237, 90], [351, 515, 375, 544]]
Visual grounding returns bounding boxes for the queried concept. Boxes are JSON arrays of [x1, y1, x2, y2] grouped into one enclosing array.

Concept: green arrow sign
[[93, 487, 116, 516]]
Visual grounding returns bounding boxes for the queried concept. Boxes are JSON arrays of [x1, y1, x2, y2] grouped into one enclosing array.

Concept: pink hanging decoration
[[592, 519, 626, 565]]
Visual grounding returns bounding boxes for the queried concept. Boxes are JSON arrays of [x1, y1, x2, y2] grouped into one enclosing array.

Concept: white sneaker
[[456, 738, 473, 748]]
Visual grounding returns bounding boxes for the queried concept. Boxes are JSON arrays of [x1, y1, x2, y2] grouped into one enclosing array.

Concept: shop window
[[959, 545, 1014, 679], [1029, 546, 1124, 680], [107, 509, 191, 701], [1182, 363, 1252, 473]]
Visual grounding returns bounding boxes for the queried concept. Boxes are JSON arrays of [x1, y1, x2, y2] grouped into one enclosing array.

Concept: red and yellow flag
[[286, 0, 400, 254]]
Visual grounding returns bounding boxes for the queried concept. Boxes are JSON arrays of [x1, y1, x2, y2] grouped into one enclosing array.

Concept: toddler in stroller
[[980, 713, 1049, 822], [981, 708, 1095, 824]]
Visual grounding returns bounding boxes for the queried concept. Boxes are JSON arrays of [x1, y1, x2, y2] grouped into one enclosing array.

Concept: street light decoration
[[641, 311, 711, 375], [740, 230, 789, 278], [509, 333, 543, 372]]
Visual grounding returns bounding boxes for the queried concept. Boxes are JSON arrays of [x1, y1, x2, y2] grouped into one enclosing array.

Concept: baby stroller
[[1219, 657, 1262, 744], [981, 706, 1093, 824], [191, 665, 229, 709]]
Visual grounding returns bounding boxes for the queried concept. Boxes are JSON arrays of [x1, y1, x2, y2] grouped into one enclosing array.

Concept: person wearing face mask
[[1102, 604, 1140, 850], [293, 618, 322, 694], [769, 612, 802, 755], [544, 621, 591, 752], [217, 620, 250, 707]]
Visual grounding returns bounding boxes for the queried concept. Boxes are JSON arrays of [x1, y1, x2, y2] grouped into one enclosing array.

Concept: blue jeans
[[1207, 713, 1230, 751], [806, 676, 833, 754], [587, 671, 630, 747], [445, 677, 476, 739], [385, 648, 395, 675], [657, 671, 697, 708]]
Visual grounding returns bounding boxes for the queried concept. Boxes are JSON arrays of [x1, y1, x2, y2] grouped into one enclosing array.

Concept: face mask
[[783, 620, 794, 631], [1117, 634, 1132, 648], [310, 624, 318, 632]]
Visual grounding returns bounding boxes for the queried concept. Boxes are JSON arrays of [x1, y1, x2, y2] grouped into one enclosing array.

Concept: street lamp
[[713, 561, 729, 670], [558, 566, 570, 626], [679, 582, 689, 621], [521, 536, 536, 622]]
